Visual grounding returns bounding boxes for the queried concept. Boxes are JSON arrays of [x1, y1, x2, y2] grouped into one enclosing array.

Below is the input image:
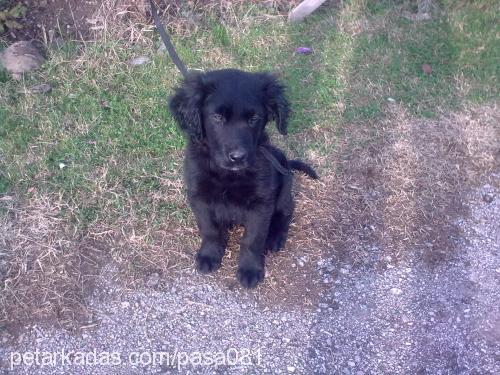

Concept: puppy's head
[[169, 69, 289, 171]]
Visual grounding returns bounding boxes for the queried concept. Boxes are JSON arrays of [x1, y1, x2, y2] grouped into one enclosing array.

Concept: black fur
[[169, 69, 318, 288]]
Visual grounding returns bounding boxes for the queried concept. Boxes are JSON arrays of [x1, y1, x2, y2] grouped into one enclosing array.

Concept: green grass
[[343, 2, 499, 119], [0, 0, 498, 225]]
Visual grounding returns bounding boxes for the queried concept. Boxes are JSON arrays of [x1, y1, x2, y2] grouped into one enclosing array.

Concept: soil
[[0, 1, 298, 42], [1, 0, 102, 41]]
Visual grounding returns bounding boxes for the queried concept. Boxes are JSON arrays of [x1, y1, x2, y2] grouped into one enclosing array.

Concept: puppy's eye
[[212, 113, 225, 123], [249, 114, 260, 127]]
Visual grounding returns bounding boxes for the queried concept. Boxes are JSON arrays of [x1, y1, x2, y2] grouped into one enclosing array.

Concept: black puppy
[[169, 69, 318, 288], [149, 0, 317, 287]]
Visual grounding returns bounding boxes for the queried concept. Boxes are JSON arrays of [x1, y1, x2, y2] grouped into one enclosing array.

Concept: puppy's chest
[[194, 175, 259, 206]]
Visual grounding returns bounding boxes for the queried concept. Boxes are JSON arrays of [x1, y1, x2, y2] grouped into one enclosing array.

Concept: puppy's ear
[[169, 73, 210, 142], [262, 74, 290, 135]]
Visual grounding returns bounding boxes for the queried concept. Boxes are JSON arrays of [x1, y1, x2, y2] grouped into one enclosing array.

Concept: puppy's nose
[[228, 149, 247, 162]]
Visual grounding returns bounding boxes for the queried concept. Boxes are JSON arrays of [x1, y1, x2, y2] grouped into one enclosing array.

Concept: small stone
[[129, 55, 151, 66], [1, 332, 12, 344], [390, 287, 403, 295], [157, 43, 167, 54], [0, 41, 46, 79], [402, 11, 432, 22], [348, 361, 356, 367], [482, 193, 494, 204], [17, 83, 52, 94], [287, 366, 296, 373], [146, 273, 160, 287]]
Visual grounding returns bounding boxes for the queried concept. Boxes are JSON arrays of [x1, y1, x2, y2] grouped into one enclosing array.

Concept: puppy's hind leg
[[265, 175, 294, 253], [265, 210, 292, 253]]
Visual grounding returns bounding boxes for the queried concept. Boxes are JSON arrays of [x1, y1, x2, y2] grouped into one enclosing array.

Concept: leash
[[150, 1, 189, 78], [151, 1, 289, 176], [259, 146, 290, 175]]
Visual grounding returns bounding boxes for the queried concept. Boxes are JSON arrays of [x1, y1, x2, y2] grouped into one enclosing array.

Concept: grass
[[0, 0, 498, 327], [1, 2, 497, 201], [343, 1, 499, 120]]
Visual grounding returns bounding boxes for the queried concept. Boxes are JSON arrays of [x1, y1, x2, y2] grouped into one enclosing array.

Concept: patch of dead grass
[[87, 0, 301, 44], [294, 102, 499, 269], [0, 193, 103, 331]]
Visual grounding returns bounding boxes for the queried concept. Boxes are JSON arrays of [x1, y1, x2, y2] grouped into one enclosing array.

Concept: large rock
[[288, 0, 328, 23], [0, 41, 45, 80]]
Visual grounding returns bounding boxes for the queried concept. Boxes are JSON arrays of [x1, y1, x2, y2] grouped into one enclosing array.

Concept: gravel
[[1, 177, 498, 374]]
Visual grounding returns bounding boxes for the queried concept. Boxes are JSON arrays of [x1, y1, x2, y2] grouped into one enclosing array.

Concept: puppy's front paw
[[195, 252, 222, 274], [237, 257, 265, 288]]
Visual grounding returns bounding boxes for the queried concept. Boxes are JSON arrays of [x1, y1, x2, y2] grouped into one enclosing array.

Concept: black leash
[[150, 0, 189, 78], [259, 146, 290, 175], [151, 1, 289, 176]]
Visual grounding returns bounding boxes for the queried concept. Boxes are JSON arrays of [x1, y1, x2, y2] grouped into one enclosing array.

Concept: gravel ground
[[1, 176, 499, 374], [310, 180, 500, 374]]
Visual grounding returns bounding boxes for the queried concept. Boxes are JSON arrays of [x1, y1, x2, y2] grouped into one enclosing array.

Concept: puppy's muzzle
[[228, 149, 247, 163]]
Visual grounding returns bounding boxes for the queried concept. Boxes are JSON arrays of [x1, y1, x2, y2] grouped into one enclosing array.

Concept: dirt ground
[[0, 104, 498, 374], [2, 0, 299, 42], [2, 0, 101, 41]]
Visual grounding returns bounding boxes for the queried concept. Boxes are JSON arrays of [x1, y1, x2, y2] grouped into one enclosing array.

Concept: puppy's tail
[[289, 160, 319, 179]]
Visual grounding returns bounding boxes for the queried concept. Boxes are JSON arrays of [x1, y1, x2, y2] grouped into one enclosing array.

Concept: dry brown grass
[[85, 0, 301, 44], [0, 192, 102, 330], [294, 102, 499, 268]]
